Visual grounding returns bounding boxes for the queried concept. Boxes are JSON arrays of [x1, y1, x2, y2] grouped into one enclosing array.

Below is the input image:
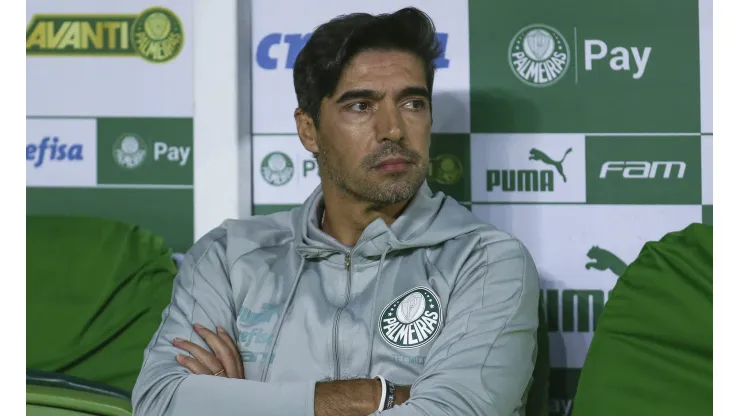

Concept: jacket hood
[[293, 182, 488, 263]]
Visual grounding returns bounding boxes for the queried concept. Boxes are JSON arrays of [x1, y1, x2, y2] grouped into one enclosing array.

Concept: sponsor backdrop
[[26, 0, 194, 252], [250, 0, 713, 414]]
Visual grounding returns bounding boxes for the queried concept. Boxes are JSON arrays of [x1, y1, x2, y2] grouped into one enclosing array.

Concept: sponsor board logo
[[487, 147, 572, 192], [509, 23, 652, 86], [26, 137, 84, 168], [428, 154, 463, 185], [26, 7, 184, 63], [113, 134, 191, 169], [586, 136, 699, 204], [261, 151, 295, 186], [585, 246, 627, 276], [509, 24, 571, 87], [599, 161, 686, 179], [543, 248, 626, 333]]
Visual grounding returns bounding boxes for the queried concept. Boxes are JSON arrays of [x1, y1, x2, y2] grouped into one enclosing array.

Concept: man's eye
[[405, 100, 426, 110], [350, 102, 370, 111]]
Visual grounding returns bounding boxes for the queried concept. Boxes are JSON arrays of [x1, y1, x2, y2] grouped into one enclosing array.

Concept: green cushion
[[27, 370, 132, 416], [26, 215, 178, 393], [27, 385, 132, 416], [572, 223, 712, 416]]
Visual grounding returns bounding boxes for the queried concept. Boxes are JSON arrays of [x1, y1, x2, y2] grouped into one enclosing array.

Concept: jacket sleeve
[[131, 226, 316, 416], [369, 237, 541, 416]]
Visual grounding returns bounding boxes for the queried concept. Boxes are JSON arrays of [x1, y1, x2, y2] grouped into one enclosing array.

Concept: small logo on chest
[[379, 286, 442, 349]]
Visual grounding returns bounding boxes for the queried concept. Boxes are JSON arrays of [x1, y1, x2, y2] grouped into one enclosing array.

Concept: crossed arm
[[131, 231, 539, 416], [173, 323, 409, 415]]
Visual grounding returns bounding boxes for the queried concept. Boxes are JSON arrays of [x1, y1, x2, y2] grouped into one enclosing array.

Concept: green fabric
[[27, 384, 132, 416], [26, 384, 132, 416], [26, 215, 178, 393], [572, 223, 712, 416]]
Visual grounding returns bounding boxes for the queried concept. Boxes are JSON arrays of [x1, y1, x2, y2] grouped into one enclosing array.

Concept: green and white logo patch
[[261, 151, 295, 186], [428, 154, 464, 186], [113, 134, 148, 169], [509, 24, 570, 87], [379, 286, 442, 350]]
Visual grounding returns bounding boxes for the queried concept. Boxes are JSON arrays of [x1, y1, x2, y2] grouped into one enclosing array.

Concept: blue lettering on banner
[[26, 137, 84, 168], [256, 32, 450, 70]]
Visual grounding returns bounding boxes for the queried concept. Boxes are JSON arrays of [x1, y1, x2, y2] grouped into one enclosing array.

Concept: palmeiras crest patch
[[378, 286, 442, 349]]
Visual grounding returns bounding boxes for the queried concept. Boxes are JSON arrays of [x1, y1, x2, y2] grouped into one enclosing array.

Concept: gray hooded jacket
[[132, 183, 541, 416]]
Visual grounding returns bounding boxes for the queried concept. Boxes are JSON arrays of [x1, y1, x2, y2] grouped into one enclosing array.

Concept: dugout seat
[[27, 370, 132, 415], [571, 223, 712, 416], [26, 215, 179, 394]]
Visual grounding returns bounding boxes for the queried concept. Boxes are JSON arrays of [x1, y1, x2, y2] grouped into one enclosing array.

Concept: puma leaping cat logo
[[585, 246, 628, 277], [529, 147, 572, 182]]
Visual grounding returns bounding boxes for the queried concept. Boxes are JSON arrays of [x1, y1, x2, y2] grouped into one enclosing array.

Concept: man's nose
[[375, 103, 404, 142]]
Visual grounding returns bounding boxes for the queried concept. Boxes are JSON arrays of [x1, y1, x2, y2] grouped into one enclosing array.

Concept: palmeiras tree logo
[[508, 24, 570, 87], [261, 151, 294, 186], [113, 134, 147, 169], [379, 286, 443, 349], [428, 154, 463, 185], [132, 7, 184, 63]]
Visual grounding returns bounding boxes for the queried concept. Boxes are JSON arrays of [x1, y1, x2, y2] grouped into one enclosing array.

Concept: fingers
[[176, 353, 213, 375], [193, 324, 240, 378], [173, 337, 225, 376], [216, 327, 244, 379], [172, 323, 245, 379]]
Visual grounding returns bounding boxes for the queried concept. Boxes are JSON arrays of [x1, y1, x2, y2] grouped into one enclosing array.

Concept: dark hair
[[293, 7, 443, 127]]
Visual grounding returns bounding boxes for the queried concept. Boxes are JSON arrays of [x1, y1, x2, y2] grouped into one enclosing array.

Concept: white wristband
[[375, 375, 387, 413]]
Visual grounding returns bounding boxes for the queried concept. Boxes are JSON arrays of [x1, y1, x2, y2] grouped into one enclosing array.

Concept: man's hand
[[314, 379, 411, 416], [173, 323, 244, 379], [393, 384, 411, 406]]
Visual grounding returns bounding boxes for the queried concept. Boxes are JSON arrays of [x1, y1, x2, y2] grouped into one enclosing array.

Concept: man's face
[[313, 49, 431, 205]]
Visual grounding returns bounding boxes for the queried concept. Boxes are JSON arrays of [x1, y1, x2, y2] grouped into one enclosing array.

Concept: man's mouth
[[372, 156, 412, 173]]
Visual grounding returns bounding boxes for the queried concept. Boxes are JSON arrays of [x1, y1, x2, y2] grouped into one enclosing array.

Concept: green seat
[[27, 370, 132, 415], [26, 215, 178, 393], [572, 223, 712, 416]]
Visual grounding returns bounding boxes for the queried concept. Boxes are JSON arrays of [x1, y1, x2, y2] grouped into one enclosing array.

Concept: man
[[133, 7, 540, 416]]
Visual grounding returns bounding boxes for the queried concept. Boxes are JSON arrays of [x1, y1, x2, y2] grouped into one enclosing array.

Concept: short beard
[[317, 142, 427, 206]]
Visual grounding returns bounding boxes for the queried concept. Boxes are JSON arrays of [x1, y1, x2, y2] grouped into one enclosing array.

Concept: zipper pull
[[344, 253, 351, 270]]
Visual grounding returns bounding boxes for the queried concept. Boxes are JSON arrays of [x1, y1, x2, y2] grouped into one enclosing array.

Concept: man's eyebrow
[[334, 89, 382, 104], [395, 86, 430, 101]]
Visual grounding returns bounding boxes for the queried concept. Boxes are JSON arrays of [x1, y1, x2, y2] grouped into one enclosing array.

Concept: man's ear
[[294, 108, 319, 154]]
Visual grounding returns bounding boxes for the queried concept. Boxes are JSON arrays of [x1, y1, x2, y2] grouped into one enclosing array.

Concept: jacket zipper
[[332, 253, 352, 379]]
